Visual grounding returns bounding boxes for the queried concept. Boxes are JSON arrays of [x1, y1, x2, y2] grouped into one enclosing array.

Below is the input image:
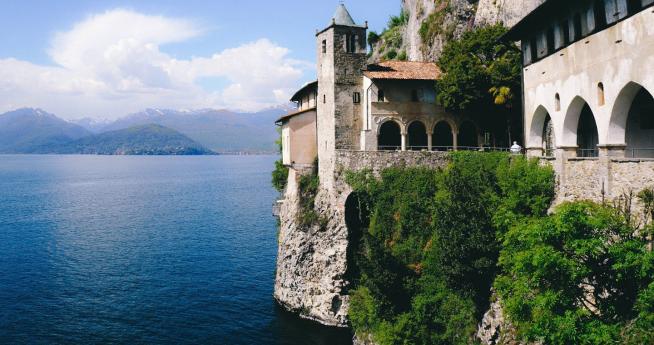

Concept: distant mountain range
[[0, 107, 288, 155]]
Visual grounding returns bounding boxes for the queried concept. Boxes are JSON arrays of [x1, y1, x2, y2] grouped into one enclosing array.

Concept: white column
[[427, 134, 433, 151], [401, 132, 407, 151], [452, 130, 458, 151]]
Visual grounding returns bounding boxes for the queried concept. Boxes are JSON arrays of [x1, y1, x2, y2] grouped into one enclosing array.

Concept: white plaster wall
[[523, 8, 654, 152]]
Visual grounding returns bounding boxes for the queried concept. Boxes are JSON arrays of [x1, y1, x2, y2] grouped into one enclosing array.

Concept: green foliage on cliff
[[271, 128, 288, 193], [436, 24, 521, 114], [496, 201, 654, 345], [346, 152, 556, 344], [418, 0, 455, 52], [374, 9, 408, 61]]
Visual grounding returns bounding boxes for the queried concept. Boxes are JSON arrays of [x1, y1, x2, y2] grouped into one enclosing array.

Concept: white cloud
[[0, 9, 310, 119]]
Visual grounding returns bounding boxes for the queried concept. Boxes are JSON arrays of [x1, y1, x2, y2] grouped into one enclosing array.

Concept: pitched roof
[[332, 4, 356, 26], [290, 80, 318, 102], [363, 61, 442, 80], [275, 107, 317, 124]]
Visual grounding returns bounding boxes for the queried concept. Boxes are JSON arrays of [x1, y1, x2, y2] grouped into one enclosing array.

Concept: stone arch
[[407, 120, 428, 150], [432, 121, 453, 151], [458, 121, 478, 148], [608, 82, 653, 145], [617, 84, 654, 158], [562, 96, 599, 148], [528, 105, 553, 148], [378, 119, 402, 151]]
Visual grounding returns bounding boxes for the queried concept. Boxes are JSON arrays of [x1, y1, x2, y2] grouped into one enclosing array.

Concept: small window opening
[[594, 0, 607, 29], [323, 94, 326, 104], [353, 92, 361, 104], [345, 34, 356, 53], [561, 20, 571, 45], [377, 90, 385, 102], [546, 27, 555, 53], [555, 93, 561, 111], [322, 40, 327, 54], [530, 37, 538, 62], [627, 0, 642, 14], [598, 82, 605, 106], [573, 13, 583, 40]]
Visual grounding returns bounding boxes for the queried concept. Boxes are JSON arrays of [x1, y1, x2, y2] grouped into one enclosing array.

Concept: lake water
[[0, 155, 352, 344]]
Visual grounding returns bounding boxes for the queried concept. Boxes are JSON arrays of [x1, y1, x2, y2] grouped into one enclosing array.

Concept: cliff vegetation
[[345, 152, 654, 344]]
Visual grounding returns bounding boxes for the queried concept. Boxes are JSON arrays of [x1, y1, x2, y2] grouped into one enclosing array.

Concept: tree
[[495, 201, 654, 344], [436, 24, 522, 145], [368, 31, 380, 51]]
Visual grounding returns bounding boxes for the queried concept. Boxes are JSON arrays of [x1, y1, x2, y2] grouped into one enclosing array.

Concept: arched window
[[577, 103, 599, 157], [458, 121, 478, 149], [555, 93, 561, 111], [625, 86, 654, 158], [598, 83, 605, 106], [433, 121, 453, 151], [378, 121, 401, 151], [407, 121, 427, 151]]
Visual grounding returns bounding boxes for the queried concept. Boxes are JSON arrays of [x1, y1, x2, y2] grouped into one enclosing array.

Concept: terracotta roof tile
[[363, 61, 441, 80]]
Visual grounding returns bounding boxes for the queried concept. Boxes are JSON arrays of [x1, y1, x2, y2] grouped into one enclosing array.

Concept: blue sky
[[0, 1, 399, 119]]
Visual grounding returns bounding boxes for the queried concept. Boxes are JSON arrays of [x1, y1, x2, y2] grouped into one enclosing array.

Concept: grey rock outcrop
[[474, 0, 545, 27], [370, 0, 544, 63]]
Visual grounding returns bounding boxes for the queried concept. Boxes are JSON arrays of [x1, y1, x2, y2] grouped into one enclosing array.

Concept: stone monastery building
[[277, 4, 493, 172], [274, 1, 654, 327]]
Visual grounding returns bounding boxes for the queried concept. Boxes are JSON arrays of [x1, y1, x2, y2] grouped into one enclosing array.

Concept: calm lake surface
[[0, 155, 352, 344]]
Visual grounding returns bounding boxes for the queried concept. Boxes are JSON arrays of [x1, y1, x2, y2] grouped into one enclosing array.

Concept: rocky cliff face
[[370, 0, 545, 63], [475, 0, 545, 27]]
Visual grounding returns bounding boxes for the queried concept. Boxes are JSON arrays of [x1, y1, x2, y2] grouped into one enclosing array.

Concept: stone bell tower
[[316, 4, 367, 189]]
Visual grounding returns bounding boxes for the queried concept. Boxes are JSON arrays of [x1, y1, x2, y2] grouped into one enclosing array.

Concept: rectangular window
[[584, 7, 595, 33], [594, 0, 607, 29], [322, 40, 327, 54], [561, 19, 571, 45], [323, 95, 326, 104], [536, 32, 547, 57], [530, 37, 538, 62], [605, 0, 628, 24], [573, 13, 583, 40], [353, 92, 361, 104], [522, 41, 532, 64], [345, 34, 356, 53], [546, 27, 555, 53], [627, 0, 642, 14]]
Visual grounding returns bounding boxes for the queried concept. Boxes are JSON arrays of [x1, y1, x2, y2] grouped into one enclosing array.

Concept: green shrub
[[384, 49, 398, 60], [271, 159, 288, 193], [297, 168, 320, 228], [496, 201, 654, 345], [346, 152, 556, 344]]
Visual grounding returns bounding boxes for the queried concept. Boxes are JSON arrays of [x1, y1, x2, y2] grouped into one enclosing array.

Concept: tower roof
[[331, 4, 356, 26]]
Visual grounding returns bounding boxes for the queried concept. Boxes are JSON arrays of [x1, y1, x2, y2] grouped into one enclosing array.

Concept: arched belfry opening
[[378, 121, 401, 151], [458, 121, 478, 148], [433, 121, 453, 151], [543, 115, 556, 157], [407, 121, 428, 151], [625, 87, 654, 157], [577, 103, 599, 157], [344, 192, 369, 293]]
